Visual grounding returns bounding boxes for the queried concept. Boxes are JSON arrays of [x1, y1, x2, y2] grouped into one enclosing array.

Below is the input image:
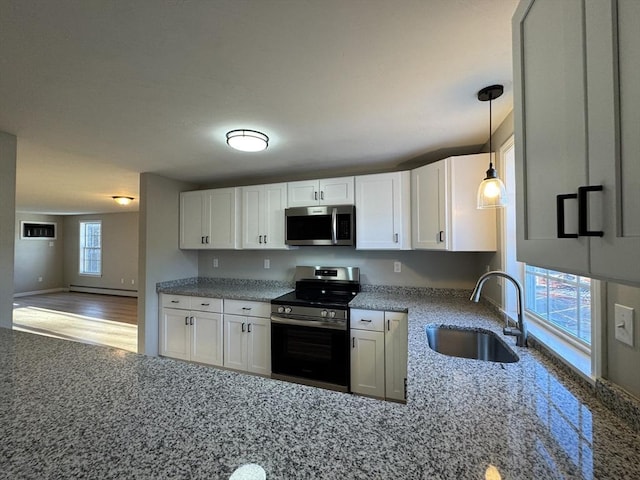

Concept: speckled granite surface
[[2, 291, 640, 479], [156, 277, 293, 302]]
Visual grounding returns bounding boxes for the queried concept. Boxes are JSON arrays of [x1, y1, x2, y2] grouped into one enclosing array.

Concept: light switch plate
[[264, 259, 270, 269], [614, 303, 634, 347]]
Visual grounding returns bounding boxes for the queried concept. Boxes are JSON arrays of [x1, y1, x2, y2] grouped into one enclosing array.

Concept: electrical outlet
[[38, 276, 43, 282], [213, 258, 219, 268], [121, 278, 124, 284], [615, 304, 634, 347], [394, 261, 401, 273], [131, 279, 135, 285], [49, 241, 54, 247], [264, 259, 270, 269]]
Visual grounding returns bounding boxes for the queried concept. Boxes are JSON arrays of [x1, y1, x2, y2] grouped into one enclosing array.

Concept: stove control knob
[[277, 306, 285, 314], [284, 307, 292, 314], [320, 310, 328, 317], [328, 310, 336, 318]]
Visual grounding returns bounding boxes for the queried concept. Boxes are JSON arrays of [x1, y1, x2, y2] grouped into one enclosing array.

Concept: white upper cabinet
[[514, 0, 640, 284], [355, 171, 411, 250], [180, 188, 241, 249], [287, 177, 354, 207], [242, 183, 288, 249], [411, 154, 497, 251]]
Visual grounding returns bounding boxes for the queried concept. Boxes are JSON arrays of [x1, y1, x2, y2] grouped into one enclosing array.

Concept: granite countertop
[[156, 277, 294, 302], [2, 284, 640, 479]]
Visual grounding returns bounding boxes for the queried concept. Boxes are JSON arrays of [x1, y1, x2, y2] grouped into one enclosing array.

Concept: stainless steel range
[[270, 266, 360, 392]]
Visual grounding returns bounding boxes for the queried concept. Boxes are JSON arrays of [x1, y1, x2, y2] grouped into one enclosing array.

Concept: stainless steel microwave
[[285, 205, 355, 246]]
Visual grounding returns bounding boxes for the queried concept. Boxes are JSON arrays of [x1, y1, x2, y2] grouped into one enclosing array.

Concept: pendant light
[[477, 84, 507, 209]]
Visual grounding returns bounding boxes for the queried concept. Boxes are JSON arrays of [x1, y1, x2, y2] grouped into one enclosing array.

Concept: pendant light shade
[[226, 129, 269, 152], [476, 85, 507, 209]]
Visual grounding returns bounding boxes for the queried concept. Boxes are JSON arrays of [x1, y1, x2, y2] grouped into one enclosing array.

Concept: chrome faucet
[[470, 271, 528, 347]]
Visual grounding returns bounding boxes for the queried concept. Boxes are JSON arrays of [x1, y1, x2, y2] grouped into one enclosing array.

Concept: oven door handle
[[271, 315, 346, 331]]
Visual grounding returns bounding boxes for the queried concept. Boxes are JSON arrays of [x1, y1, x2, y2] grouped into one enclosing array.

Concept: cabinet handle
[[242, 307, 252, 311], [387, 319, 390, 331], [352, 337, 355, 348], [314, 191, 318, 201], [200, 303, 210, 306], [171, 300, 179, 303], [394, 233, 399, 243], [320, 191, 324, 200], [264, 235, 267, 244], [578, 185, 604, 237], [438, 231, 444, 243], [248, 323, 252, 333], [360, 319, 372, 323], [404, 378, 407, 400], [242, 322, 246, 332], [205, 236, 209, 244], [185, 316, 189, 326], [556, 194, 579, 238], [190, 316, 194, 326], [201, 236, 205, 244], [259, 235, 263, 244]]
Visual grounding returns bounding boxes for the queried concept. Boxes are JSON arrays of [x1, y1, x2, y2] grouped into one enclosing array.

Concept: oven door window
[[271, 323, 348, 386]]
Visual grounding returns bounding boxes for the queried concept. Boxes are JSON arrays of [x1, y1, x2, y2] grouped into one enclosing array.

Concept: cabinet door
[[287, 180, 319, 207], [319, 177, 354, 205], [355, 172, 410, 250], [247, 317, 271, 375], [209, 188, 240, 249], [411, 161, 446, 250], [160, 308, 190, 360], [242, 185, 264, 249], [513, 0, 589, 273], [263, 183, 288, 249], [180, 191, 207, 249], [350, 329, 385, 398], [587, 0, 640, 284], [384, 312, 408, 402], [191, 312, 223, 366], [223, 314, 248, 371]]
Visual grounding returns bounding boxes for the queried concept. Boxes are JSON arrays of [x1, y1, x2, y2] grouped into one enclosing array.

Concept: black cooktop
[[271, 287, 359, 309]]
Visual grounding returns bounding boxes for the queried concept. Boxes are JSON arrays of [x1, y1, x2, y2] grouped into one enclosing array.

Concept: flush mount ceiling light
[[112, 196, 134, 206], [477, 84, 507, 209], [226, 129, 269, 152]]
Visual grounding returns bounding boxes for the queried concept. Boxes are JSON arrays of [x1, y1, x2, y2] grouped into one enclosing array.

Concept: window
[[79, 221, 102, 276], [525, 266, 591, 346]]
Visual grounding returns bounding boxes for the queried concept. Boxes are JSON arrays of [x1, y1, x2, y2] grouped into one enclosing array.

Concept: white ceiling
[[0, 0, 518, 215]]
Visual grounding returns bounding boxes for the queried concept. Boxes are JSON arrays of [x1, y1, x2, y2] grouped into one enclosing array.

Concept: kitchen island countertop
[[2, 284, 639, 479]]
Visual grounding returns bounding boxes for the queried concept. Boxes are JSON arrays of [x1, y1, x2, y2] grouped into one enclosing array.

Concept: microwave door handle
[[331, 207, 338, 244]]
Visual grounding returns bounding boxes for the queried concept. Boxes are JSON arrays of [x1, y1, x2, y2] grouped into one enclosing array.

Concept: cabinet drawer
[[224, 299, 270, 318], [191, 297, 223, 313], [351, 309, 384, 332], [161, 294, 192, 309]]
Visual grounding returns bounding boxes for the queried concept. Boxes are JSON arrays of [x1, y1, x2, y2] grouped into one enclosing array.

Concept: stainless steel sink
[[425, 325, 519, 363]]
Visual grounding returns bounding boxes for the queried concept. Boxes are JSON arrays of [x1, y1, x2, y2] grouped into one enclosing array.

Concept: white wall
[[63, 212, 139, 293], [138, 173, 198, 355], [199, 249, 490, 289], [0, 131, 17, 328], [14, 213, 65, 294]]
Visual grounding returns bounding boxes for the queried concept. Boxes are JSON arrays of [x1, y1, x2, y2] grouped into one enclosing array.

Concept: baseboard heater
[[69, 285, 138, 298]]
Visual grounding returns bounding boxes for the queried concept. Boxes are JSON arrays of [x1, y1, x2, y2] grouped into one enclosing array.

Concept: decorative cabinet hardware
[[556, 193, 579, 239], [578, 185, 604, 237]]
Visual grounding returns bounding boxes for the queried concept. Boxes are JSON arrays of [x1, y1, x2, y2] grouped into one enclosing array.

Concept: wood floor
[[12, 292, 138, 352], [13, 292, 138, 325]]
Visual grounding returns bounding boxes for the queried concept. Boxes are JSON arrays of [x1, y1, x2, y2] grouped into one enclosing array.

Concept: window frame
[[79, 220, 102, 277], [524, 265, 592, 350]]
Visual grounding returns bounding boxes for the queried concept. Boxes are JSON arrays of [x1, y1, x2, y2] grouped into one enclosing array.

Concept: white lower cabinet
[[223, 300, 271, 376], [159, 294, 224, 366], [350, 309, 408, 401]]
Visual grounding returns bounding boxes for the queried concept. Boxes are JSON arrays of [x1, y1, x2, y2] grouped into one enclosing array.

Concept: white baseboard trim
[[14, 288, 66, 298], [69, 285, 138, 297]]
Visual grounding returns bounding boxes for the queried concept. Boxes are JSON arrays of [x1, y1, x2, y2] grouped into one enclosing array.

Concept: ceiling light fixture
[[476, 84, 507, 209], [226, 129, 269, 152], [112, 196, 134, 206]]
